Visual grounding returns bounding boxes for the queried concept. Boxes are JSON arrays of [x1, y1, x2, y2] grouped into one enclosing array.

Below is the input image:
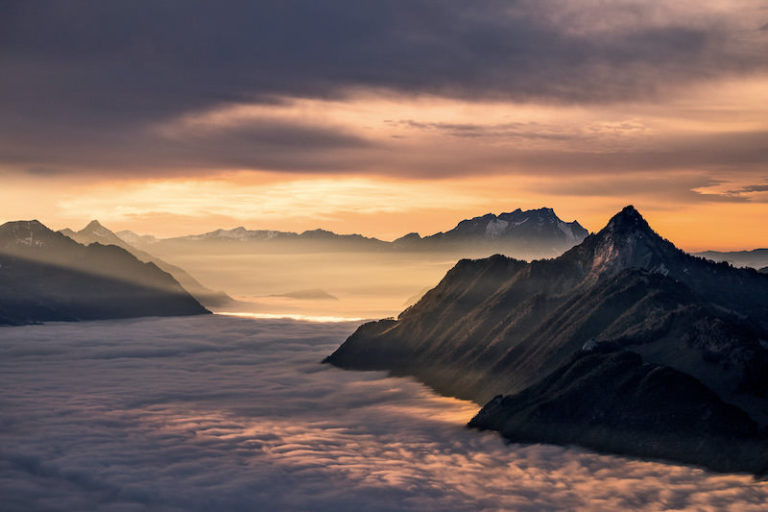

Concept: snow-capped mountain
[[394, 207, 588, 256]]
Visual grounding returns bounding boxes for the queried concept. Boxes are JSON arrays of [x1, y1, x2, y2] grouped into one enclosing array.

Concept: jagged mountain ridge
[[62, 220, 233, 308], [124, 207, 588, 259], [394, 207, 588, 255], [0, 220, 209, 325], [324, 206, 768, 473]]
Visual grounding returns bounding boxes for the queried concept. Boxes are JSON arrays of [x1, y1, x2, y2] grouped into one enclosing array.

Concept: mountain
[[394, 207, 588, 256], [0, 220, 209, 325], [124, 207, 588, 259], [325, 206, 768, 474], [173, 226, 387, 247], [62, 220, 233, 308], [697, 248, 768, 270], [761, 266, 768, 274]]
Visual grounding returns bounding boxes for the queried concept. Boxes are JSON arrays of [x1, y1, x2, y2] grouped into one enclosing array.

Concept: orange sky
[[2, 2, 767, 251]]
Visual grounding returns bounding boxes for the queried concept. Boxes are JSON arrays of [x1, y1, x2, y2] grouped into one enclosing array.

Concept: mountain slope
[[469, 351, 768, 474], [325, 206, 768, 473], [0, 220, 209, 325], [63, 220, 232, 308]]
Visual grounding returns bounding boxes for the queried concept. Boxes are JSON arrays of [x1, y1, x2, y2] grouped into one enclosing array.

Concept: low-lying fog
[[159, 251, 463, 318], [2, 316, 767, 511]]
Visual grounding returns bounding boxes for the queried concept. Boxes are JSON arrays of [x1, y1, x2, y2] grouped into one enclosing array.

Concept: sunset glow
[[2, 1, 767, 250]]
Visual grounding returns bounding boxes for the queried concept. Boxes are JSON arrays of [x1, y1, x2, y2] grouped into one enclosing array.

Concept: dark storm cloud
[[2, 315, 768, 511], [1, 1, 767, 177], [3, 0, 758, 114], [0, 116, 372, 175]]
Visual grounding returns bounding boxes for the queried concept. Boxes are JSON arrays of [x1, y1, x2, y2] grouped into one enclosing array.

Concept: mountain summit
[[395, 207, 588, 256], [325, 205, 768, 474]]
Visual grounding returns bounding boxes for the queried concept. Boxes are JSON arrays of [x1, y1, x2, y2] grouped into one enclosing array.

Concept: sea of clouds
[[1, 315, 767, 511]]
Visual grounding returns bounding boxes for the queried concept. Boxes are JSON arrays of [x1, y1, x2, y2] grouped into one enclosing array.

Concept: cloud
[[1, 315, 768, 511], [3, 1, 765, 109], [1, 1, 767, 179]]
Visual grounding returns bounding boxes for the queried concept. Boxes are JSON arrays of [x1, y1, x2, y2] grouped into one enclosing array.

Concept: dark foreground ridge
[[325, 205, 768, 474], [0, 220, 209, 325]]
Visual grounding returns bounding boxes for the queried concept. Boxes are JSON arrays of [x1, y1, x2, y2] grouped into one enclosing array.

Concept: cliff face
[[325, 206, 768, 473]]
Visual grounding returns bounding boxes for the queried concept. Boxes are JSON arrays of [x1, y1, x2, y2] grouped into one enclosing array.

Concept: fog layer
[[1, 316, 767, 511]]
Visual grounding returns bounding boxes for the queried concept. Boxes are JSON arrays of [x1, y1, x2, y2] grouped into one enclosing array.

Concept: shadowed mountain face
[[0, 220, 209, 325], [63, 220, 232, 308], [325, 206, 768, 473]]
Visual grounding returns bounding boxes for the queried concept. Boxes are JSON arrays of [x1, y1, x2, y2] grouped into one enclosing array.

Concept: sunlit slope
[[326, 206, 768, 473], [62, 220, 232, 308], [0, 220, 209, 325]]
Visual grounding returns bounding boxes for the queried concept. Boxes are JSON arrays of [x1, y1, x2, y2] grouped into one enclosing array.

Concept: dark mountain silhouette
[[394, 207, 588, 256], [697, 248, 768, 270], [325, 206, 768, 474], [0, 220, 209, 326], [62, 220, 233, 308]]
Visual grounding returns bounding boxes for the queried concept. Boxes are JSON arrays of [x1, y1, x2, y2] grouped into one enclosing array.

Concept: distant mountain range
[[0, 220, 209, 326], [62, 220, 232, 308], [122, 207, 589, 259], [325, 206, 768, 474], [393, 207, 588, 255], [696, 248, 768, 270]]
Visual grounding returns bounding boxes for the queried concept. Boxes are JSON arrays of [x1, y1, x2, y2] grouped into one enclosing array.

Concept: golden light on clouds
[[2, 75, 767, 249]]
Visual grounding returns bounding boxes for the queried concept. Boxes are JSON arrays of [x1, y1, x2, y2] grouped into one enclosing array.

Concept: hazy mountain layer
[[0, 220, 209, 325], [394, 207, 588, 256], [697, 248, 768, 270], [63, 220, 232, 308], [325, 206, 768, 473], [125, 207, 587, 260]]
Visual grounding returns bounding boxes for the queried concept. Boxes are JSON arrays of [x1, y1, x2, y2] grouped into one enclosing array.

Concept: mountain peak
[[0, 219, 52, 236], [603, 205, 652, 234], [0, 219, 75, 250], [84, 219, 104, 230], [569, 205, 679, 280]]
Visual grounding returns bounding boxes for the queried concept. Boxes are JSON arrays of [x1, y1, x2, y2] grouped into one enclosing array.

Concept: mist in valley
[[3, 315, 767, 512]]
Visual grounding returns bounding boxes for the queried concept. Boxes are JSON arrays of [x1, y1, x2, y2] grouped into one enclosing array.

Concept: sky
[[4, 315, 768, 511], [1, 1, 767, 250]]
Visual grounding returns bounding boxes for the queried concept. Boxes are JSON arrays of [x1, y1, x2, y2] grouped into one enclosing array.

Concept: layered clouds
[[1, 1, 768, 246], [2, 315, 768, 511]]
